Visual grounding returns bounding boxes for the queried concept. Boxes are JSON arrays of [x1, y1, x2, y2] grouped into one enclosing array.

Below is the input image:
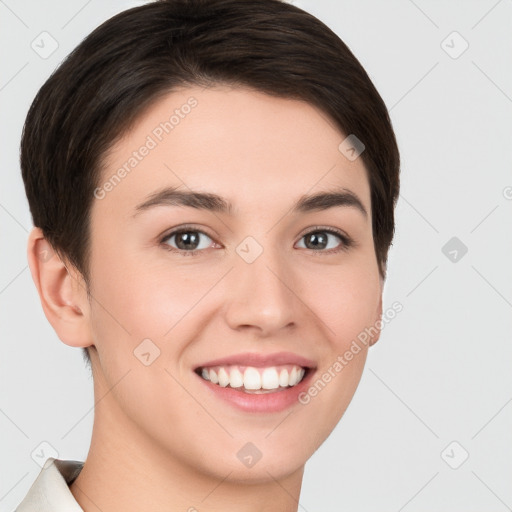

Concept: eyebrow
[[133, 186, 368, 219]]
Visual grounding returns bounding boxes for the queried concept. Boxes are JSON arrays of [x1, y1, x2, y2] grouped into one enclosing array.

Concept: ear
[[27, 227, 93, 349], [369, 275, 384, 347]]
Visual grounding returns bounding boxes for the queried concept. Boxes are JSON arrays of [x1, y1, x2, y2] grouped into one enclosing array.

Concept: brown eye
[[303, 232, 330, 250], [296, 228, 352, 253], [162, 229, 214, 253]]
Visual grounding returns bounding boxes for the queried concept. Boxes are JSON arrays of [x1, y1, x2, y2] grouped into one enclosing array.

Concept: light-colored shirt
[[15, 457, 84, 512]]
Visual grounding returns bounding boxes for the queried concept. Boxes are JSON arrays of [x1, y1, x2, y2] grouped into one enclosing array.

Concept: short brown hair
[[20, 0, 400, 367]]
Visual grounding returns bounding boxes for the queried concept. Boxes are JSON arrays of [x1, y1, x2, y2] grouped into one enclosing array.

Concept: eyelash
[[159, 224, 354, 257]]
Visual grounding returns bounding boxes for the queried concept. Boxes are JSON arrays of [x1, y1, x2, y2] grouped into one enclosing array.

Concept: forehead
[[95, 85, 371, 218]]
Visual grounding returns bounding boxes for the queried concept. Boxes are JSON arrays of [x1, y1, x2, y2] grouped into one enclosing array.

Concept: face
[[85, 85, 382, 482]]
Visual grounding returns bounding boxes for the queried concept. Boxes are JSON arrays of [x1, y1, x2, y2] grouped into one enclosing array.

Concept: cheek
[[307, 261, 381, 348], [89, 246, 200, 338], [296, 260, 379, 420], [87, 249, 232, 384]]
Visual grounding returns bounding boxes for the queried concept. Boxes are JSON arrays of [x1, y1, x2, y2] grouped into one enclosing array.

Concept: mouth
[[193, 352, 316, 413], [194, 364, 310, 394]]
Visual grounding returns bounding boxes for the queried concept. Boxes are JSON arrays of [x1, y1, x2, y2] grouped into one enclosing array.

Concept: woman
[[18, 0, 400, 510]]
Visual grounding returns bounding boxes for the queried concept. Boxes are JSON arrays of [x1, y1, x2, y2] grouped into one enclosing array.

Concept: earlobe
[[27, 227, 93, 349]]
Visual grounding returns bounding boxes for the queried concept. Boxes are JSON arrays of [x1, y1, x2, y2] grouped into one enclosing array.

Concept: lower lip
[[196, 370, 315, 413]]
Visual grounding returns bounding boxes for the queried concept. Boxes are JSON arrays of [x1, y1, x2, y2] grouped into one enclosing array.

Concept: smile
[[194, 352, 316, 413], [197, 364, 307, 393]]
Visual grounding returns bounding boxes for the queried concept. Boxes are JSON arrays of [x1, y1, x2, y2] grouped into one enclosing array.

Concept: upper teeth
[[200, 365, 306, 390]]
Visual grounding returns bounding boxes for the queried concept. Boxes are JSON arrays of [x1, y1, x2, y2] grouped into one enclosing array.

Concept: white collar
[[16, 457, 84, 511]]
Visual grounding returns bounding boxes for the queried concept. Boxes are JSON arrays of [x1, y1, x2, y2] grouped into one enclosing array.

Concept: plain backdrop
[[1, 1, 511, 511]]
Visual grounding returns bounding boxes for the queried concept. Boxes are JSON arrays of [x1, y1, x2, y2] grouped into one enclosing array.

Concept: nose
[[224, 244, 299, 336]]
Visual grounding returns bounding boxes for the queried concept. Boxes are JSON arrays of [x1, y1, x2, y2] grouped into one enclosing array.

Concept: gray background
[[1, 0, 511, 510]]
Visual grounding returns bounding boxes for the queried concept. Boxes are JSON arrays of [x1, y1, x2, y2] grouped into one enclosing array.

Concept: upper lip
[[195, 351, 316, 370]]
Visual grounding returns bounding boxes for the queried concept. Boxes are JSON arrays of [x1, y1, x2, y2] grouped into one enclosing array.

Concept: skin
[[28, 85, 383, 512]]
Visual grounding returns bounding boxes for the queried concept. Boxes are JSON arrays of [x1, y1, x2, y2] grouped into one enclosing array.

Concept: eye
[[160, 225, 353, 256], [160, 226, 217, 255], [296, 227, 353, 253]]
